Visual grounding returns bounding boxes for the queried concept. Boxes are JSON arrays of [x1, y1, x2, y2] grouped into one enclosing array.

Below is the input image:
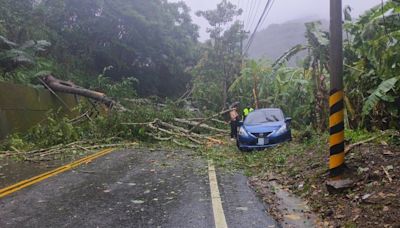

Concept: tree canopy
[[0, 0, 200, 97]]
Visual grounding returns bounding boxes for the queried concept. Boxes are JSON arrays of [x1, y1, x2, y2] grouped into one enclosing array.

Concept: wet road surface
[[0, 148, 277, 227]]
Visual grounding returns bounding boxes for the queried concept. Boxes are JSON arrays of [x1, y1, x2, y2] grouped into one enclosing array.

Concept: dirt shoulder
[[203, 131, 400, 227]]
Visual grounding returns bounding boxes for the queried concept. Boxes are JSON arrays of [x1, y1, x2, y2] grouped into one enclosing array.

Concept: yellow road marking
[[0, 148, 112, 194], [0, 148, 115, 198], [208, 160, 228, 228]]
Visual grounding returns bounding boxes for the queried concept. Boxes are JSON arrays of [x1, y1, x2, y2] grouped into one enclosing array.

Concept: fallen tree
[[121, 117, 227, 148], [173, 118, 228, 134], [40, 75, 115, 108], [0, 104, 231, 162]]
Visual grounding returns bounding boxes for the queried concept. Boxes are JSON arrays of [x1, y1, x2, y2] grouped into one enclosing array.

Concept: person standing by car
[[229, 103, 240, 141]]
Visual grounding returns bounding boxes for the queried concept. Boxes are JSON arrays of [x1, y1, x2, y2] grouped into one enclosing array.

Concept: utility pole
[[239, 20, 245, 67], [327, 0, 352, 190]]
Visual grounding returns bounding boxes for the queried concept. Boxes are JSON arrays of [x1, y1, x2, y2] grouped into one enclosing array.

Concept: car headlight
[[274, 124, 287, 135], [238, 127, 248, 137]]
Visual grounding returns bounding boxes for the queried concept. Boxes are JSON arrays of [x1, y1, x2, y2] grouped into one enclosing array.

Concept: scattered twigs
[[2, 112, 229, 162], [188, 136, 203, 145], [175, 85, 194, 103], [173, 118, 228, 134], [157, 120, 190, 134], [120, 114, 228, 147], [75, 145, 90, 152], [345, 136, 379, 154], [210, 118, 227, 125], [146, 133, 173, 141], [188, 108, 233, 133], [345, 130, 399, 155], [80, 142, 138, 150], [68, 111, 92, 124], [1, 140, 138, 162], [382, 165, 393, 183], [121, 120, 158, 126], [188, 118, 226, 125], [172, 139, 199, 149]]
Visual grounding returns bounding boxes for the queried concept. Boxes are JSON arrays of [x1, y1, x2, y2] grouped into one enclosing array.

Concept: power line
[[244, 0, 250, 27], [244, 0, 272, 54], [248, 0, 263, 32], [246, 0, 256, 31], [260, 0, 275, 28], [244, 0, 275, 55]]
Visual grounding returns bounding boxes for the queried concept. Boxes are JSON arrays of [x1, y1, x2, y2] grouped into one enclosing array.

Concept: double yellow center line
[[0, 148, 115, 198]]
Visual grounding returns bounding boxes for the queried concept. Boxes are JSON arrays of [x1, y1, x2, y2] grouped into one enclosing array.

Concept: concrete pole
[[329, 0, 345, 178]]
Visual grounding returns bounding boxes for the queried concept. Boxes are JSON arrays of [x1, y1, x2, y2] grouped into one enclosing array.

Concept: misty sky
[[169, 0, 382, 41]]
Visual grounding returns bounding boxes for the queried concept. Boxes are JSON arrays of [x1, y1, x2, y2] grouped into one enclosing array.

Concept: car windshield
[[244, 109, 284, 125]]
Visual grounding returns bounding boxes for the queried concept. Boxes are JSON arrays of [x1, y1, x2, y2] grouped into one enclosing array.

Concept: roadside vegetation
[[1, 0, 400, 227]]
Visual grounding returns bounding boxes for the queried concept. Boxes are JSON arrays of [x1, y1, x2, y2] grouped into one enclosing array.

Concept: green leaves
[[0, 35, 17, 50], [362, 77, 399, 116], [342, 1, 400, 128], [272, 44, 306, 69], [305, 21, 329, 47]]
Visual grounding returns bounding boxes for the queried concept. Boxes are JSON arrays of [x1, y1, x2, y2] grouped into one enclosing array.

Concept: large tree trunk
[[41, 75, 115, 108]]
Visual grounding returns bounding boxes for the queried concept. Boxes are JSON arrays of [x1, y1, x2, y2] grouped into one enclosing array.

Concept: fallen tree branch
[[81, 142, 138, 150], [38, 77, 72, 111], [188, 118, 226, 125], [188, 136, 203, 145], [345, 136, 379, 154], [157, 120, 190, 134], [145, 133, 173, 141], [121, 120, 158, 126], [173, 118, 228, 134], [172, 139, 199, 149], [41, 75, 115, 108], [188, 108, 233, 133], [68, 111, 92, 124], [382, 165, 393, 183]]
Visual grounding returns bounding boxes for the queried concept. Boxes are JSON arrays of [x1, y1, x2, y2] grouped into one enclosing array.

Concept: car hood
[[244, 122, 283, 133]]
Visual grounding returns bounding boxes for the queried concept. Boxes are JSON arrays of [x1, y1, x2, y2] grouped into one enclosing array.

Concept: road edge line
[[208, 160, 228, 228]]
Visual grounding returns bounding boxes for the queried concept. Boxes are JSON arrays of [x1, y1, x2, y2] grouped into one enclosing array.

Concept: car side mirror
[[285, 117, 292, 123], [238, 121, 243, 127]]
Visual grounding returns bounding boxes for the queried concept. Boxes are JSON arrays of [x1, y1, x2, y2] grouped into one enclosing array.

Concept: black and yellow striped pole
[[329, 89, 345, 176], [328, 0, 349, 185]]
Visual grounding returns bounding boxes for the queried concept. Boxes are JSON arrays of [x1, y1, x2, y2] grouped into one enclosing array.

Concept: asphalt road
[[0, 148, 278, 228]]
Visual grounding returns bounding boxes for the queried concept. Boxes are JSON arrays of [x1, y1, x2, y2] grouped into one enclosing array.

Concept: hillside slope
[[247, 18, 328, 64]]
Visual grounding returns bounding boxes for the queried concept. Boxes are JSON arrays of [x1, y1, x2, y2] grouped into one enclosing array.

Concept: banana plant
[[272, 21, 330, 131], [344, 1, 400, 129], [228, 59, 272, 108]]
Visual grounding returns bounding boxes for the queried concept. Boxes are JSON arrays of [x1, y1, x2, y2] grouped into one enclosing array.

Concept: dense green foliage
[[233, 1, 400, 130], [0, 0, 199, 97], [1, 100, 192, 151], [343, 1, 400, 129]]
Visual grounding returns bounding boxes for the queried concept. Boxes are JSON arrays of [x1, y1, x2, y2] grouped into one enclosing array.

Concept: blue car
[[237, 108, 292, 151]]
